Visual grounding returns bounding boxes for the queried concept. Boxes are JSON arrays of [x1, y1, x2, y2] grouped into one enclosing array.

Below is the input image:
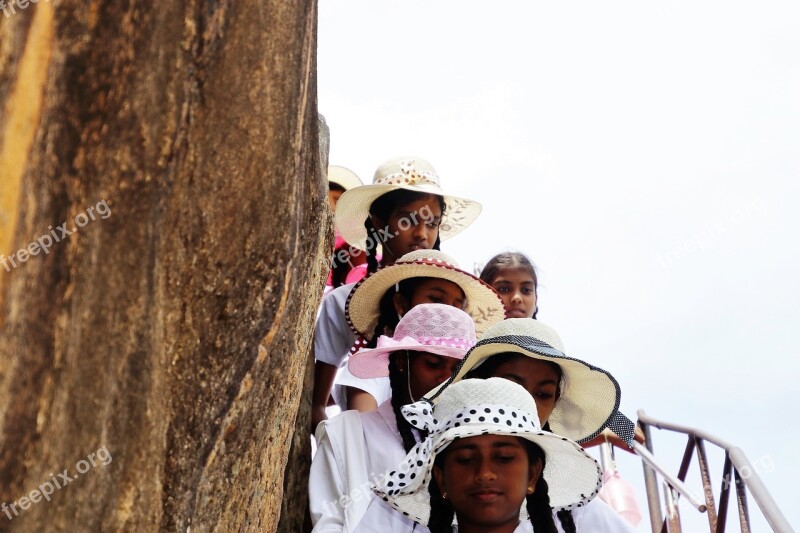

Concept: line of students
[[311, 156, 637, 532]]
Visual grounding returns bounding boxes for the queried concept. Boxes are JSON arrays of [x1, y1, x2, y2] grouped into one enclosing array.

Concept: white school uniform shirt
[[315, 282, 392, 409], [355, 496, 637, 533], [315, 283, 357, 368], [310, 399, 637, 533], [310, 400, 417, 532]]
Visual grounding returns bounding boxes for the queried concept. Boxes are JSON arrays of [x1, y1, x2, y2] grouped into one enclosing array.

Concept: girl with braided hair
[[309, 304, 479, 532], [337, 249, 505, 414], [373, 378, 603, 533], [425, 318, 640, 532], [312, 156, 482, 430]]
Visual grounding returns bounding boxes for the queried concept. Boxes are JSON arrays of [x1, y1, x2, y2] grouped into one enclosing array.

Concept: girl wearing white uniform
[[312, 157, 482, 429], [373, 378, 604, 533], [338, 249, 504, 412], [310, 304, 477, 532]]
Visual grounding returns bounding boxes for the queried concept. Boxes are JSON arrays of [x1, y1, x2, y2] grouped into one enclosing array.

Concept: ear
[[432, 464, 446, 495], [392, 292, 410, 316], [528, 457, 543, 493]]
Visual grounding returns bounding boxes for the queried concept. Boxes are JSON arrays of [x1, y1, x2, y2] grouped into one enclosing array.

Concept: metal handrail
[[635, 410, 794, 533]]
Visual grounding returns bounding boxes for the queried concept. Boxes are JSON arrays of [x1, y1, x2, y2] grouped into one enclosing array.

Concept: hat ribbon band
[[402, 401, 541, 434], [376, 335, 476, 351]]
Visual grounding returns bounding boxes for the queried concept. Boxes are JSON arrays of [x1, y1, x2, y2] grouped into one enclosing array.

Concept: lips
[[506, 308, 529, 318], [469, 489, 503, 502]]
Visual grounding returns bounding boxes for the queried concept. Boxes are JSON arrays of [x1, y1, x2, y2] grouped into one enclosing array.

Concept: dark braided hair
[[427, 473, 454, 533], [479, 252, 539, 319], [523, 429, 576, 532], [388, 351, 424, 453], [363, 189, 446, 274]]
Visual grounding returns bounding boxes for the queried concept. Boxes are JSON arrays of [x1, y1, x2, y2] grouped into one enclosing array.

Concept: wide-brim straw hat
[[425, 319, 623, 444], [345, 250, 505, 340], [327, 165, 363, 191], [348, 304, 476, 379], [334, 156, 482, 250], [373, 378, 602, 525]]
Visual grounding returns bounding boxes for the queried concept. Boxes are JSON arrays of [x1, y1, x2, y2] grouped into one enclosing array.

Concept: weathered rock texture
[[0, 1, 327, 531]]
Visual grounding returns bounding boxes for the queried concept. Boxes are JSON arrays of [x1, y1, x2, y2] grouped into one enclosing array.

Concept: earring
[[527, 486, 534, 494], [442, 491, 448, 499]]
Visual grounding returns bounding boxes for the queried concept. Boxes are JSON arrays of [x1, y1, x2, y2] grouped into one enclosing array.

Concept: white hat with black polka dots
[[373, 378, 603, 526]]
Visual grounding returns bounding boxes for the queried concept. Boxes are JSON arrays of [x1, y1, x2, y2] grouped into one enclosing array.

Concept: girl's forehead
[[492, 266, 536, 282]]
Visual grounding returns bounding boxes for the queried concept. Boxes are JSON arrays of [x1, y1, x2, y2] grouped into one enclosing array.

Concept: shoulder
[[315, 409, 365, 443], [570, 497, 638, 532]]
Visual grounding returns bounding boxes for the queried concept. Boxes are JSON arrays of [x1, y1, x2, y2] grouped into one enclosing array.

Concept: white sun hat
[[345, 250, 505, 340], [425, 318, 634, 445], [373, 378, 603, 525], [327, 165, 363, 191], [334, 156, 482, 250]]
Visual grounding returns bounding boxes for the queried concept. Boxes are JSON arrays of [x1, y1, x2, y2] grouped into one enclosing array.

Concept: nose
[[411, 222, 431, 243], [511, 290, 523, 304], [475, 459, 497, 484]]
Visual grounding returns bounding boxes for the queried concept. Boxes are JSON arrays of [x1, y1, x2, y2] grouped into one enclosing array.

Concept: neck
[[456, 517, 520, 533]]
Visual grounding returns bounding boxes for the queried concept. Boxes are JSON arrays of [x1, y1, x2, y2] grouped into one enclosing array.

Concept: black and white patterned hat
[[373, 378, 603, 526], [425, 318, 634, 445]]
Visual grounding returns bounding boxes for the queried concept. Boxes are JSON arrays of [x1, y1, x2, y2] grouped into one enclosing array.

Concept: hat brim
[[328, 166, 363, 191], [334, 183, 482, 250], [426, 336, 622, 444], [348, 344, 470, 379], [375, 421, 603, 525], [345, 260, 505, 339]]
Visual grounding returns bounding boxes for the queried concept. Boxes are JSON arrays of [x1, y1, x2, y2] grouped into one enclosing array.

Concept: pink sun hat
[[348, 303, 477, 379]]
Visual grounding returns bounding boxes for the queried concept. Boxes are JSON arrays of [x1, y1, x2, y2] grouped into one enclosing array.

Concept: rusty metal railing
[[632, 410, 793, 533]]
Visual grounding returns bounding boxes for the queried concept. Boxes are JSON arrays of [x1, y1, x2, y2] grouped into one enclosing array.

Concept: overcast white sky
[[319, 1, 799, 530]]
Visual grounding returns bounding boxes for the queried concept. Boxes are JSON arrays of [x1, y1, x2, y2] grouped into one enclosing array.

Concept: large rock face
[[0, 1, 328, 531]]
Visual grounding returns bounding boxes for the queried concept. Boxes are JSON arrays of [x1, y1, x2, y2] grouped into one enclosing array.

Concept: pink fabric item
[[348, 303, 476, 379], [598, 469, 643, 526], [345, 263, 369, 285]]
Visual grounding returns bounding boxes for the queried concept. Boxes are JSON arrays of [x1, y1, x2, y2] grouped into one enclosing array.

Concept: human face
[[489, 356, 560, 424], [328, 189, 343, 211], [398, 351, 464, 401], [394, 278, 466, 316], [490, 267, 537, 319], [433, 435, 541, 533], [374, 195, 442, 263]]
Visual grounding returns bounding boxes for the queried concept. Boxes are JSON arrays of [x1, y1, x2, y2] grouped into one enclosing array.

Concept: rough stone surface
[[0, 1, 328, 531]]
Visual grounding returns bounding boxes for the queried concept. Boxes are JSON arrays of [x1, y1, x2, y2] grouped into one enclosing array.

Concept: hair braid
[[427, 474, 454, 533], [526, 475, 558, 533], [363, 218, 380, 274], [556, 509, 577, 533], [367, 288, 401, 348], [388, 352, 422, 452]]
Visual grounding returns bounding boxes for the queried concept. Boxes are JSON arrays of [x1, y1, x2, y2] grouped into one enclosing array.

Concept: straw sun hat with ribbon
[[334, 156, 482, 251], [425, 318, 636, 446], [373, 378, 603, 526], [345, 250, 506, 343], [327, 165, 363, 191]]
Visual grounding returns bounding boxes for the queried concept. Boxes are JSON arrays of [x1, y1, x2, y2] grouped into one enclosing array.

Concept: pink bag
[[597, 443, 642, 526]]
